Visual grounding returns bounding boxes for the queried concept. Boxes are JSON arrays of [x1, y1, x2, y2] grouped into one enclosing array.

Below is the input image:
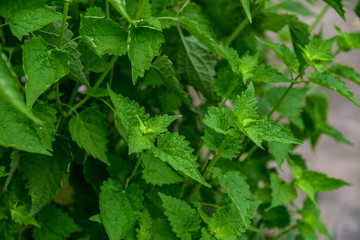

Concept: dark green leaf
[[323, 0, 345, 20], [267, 173, 297, 210]]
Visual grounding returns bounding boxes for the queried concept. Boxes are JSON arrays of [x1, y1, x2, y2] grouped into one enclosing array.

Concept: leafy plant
[[0, 0, 358, 239]]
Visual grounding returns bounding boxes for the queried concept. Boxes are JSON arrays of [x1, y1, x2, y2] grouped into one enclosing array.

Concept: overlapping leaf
[[267, 173, 297, 210]]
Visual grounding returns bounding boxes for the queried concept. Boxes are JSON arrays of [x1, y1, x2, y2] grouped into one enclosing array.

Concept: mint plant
[[0, 0, 358, 239]]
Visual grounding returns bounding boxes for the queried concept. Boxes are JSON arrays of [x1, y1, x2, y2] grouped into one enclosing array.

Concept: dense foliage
[[1, 0, 359, 239]]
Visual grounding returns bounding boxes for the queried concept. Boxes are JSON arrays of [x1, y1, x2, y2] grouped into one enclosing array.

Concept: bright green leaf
[[267, 173, 297, 211], [328, 64, 360, 85], [252, 64, 292, 83], [203, 107, 232, 134], [301, 170, 350, 191], [269, 142, 292, 170], [238, 53, 259, 83], [233, 82, 257, 123]]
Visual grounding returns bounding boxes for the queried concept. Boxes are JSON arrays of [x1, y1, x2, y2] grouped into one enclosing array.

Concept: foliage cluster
[[0, 0, 359, 239]]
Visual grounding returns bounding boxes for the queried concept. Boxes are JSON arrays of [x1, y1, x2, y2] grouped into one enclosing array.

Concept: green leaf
[[10, 205, 40, 227], [233, 82, 257, 123], [159, 193, 201, 240], [0, 218, 16, 240], [33, 204, 81, 240], [256, 37, 299, 72], [239, 0, 252, 23], [301, 170, 350, 191], [300, 37, 337, 72], [238, 53, 259, 84], [267, 173, 297, 211], [296, 220, 318, 240], [109, 0, 133, 24], [35, 20, 89, 87], [128, 127, 156, 154], [328, 64, 360, 85], [143, 114, 181, 135], [218, 171, 251, 227], [69, 108, 110, 165], [152, 55, 193, 109], [252, 64, 292, 83], [308, 71, 360, 107], [0, 166, 8, 177], [199, 204, 246, 240], [0, 1, 62, 40], [323, 0, 345, 20], [200, 227, 212, 240], [99, 179, 143, 240], [177, 35, 216, 100], [203, 107, 232, 134], [213, 64, 245, 101], [269, 142, 292, 170], [136, 208, 152, 240], [336, 31, 360, 51], [79, 15, 127, 56], [0, 52, 42, 124], [295, 178, 316, 204], [22, 36, 71, 108], [151, 218, 178, 240], [0, 98, 50, 155], [142, 152, 182, 186], [151, 132, 210, 187], [128, 25, 164, 84]]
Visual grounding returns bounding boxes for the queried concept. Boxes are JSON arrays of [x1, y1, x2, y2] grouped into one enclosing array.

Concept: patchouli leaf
[[252, 64, 292, 83], [308, 71, 360, 107], [239, 0, 252, 23], [100, 179, 143, 240], [328, 64, 360, 85], [269, 142, 292, 170], [233, 82, 257, 123], [33, 204, 81, 240], [203, 107, 232, 135], [159, 193, 201, 240], [301, 170, 350, 191], [267, 173, 297, 211], [151, 132, 210, 187], [22, 36, 71, 107], [69, 108, 110, 165], [323, 0, 345, 20]]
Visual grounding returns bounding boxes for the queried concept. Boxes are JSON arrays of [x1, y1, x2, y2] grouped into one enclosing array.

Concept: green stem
[[66, 55, 118, 116], [135, 0, 149, 20], [309, 5, 330, 32], [99, 98, 115, 111], [187, 138, 231, 203], [105, 0, 110, 18], [267, 82, 295, 118], [3, 151, 20, 192], [197, 202, 219, 208], [273, 225, 296, 240], [126, 152, 143, 188], [58, 1, 70, 48], [60, 36, 82, 49], [109, 0, 136, 25], [61, 103, 79, 115], [157, 16, 179, 21], [56, 82, 65, 116], [0, 23, 8, 28]]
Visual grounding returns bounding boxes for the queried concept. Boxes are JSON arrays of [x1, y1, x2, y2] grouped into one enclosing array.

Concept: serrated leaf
[[200, 227, 212, 240], [203, 107, 232, 134], [99, 179, 143, 240], [143, 114, 181, 134], [33, 204, 81, 240], [308, 71, 360, 107], [21, 143, 69, 215], [252, 64, 292, 83], [142, 152, 182, 186], [239, 0, 252, 22], [33, 104, 57, 152], [301, 170, 350, 191], [233, 82, 257, 123], [323, 0, 345, 20], [0, 218, 17, 240], [159, 193, 201, 240], [267, 173, 297, 211], [0, 52, 42, 124], [202, 129, 242, 160], [69, 108, 110, 165], [151, 218, 178, 240], [300, 37, 337, 72], [136, 208, 152, 240], [328, 64, 360, 85], [213, 64, 245, 101], [0, 98, 50, 155], [152, 55, 193, 109], [218, 171, 251, 227], [0, 1, 62, 39], [269, 142, 292, 170], [238, 53, 259, 83], [22, 36, 71, 108], [11, 205, 40, 227], [256, 37, 299, 72], [151, 132, 210, 187], [35, 20, 89, 87], [199, 204, 246, 240], [79, 15, 127, 56], [336, 31, 360, 52], [177, 35, 216, 100], [128, 25, 164, 84], [296, 220, 318, 240], [128, 127, 156, 154]]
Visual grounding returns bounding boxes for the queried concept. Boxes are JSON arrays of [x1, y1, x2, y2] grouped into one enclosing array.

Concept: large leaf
[[99, 179, 143, 240], [159, 193, 201, 240], [308, 71, 360, 107], [0, 52, 42, 124], [267, 173, 297, 211], [69, 108, 110, 165], [0, 98, 50, 155], [151, 132, 210, 187], [128, 25, 165, 84], [177, 36, 216, 100], [79, 15, 127, 56], [33, 204, 81, 240], [218, 171, 251, 228], [151, 55, 193, 109], [22, 36, 71, 107], [0, 0, 62, 39]]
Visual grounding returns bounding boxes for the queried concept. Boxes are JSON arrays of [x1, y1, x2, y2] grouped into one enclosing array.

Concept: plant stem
[[135, 0, 149, 20], [273, 225, 296, 240], [105, 0, 110, 18], [309, 5, 330, 32], [197, 202, 219, 208], [267, 82, 295, 118], [60, 36, 82, 49], [66, 55, 118, 116], [99, 98, 115, 111], [125, 152, 143, 188], [58, 1, 70, 48], [0, 23, 8, 28], [187, 138, 230, 203], [56, 82, 65, 116], [109, 0, 136, 25]]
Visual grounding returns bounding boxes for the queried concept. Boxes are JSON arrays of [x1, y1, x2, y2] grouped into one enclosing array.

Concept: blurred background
[[295, 1, 360, 239]]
